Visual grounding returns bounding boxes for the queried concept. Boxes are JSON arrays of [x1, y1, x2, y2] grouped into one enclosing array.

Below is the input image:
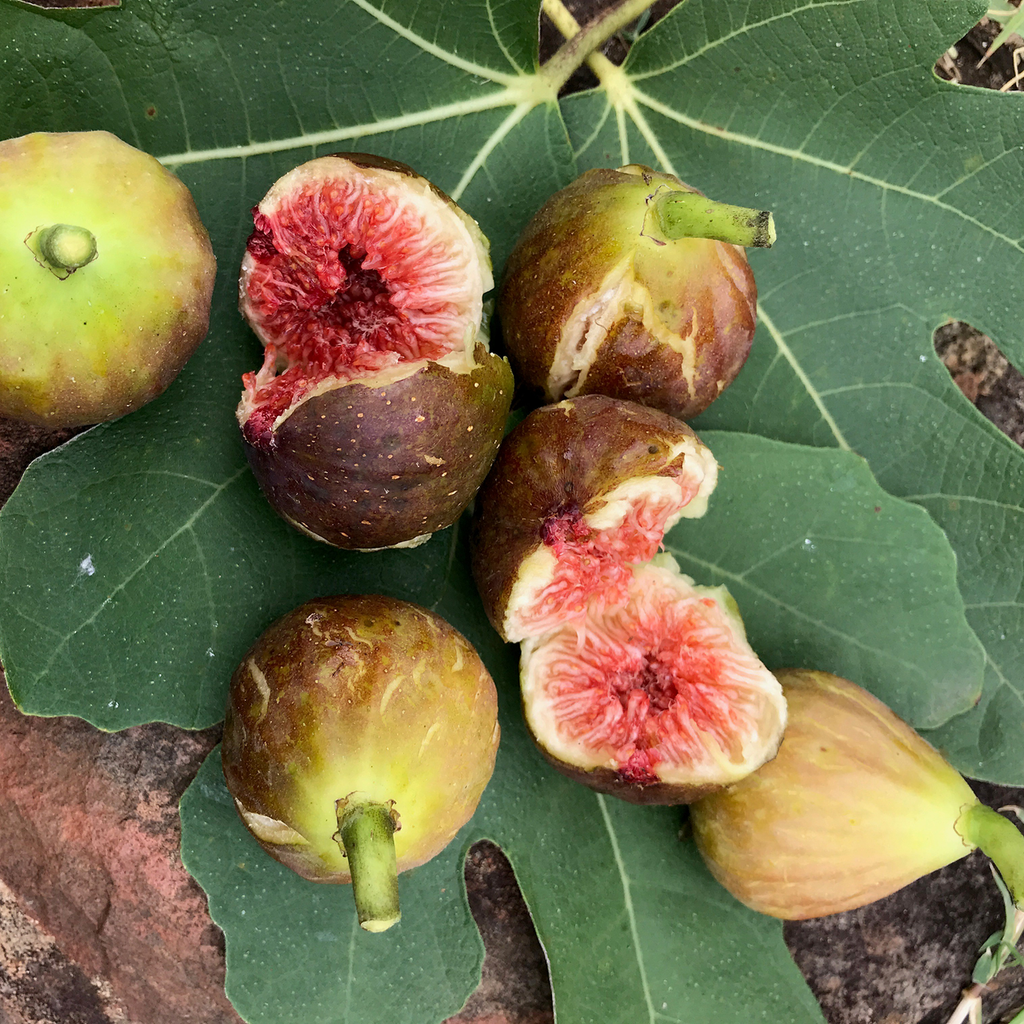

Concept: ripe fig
[[498, 165, 774, 420], [221, 594, 500, 933], [470, 395, 786, 803], [0, 131, 216, 426], [237, 153, 513, 550], [691, 669, 1024, 919], [471, 394, 720, 643]]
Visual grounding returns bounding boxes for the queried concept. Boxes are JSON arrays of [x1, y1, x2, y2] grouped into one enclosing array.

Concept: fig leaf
[[0, 1, 1019, 1023]]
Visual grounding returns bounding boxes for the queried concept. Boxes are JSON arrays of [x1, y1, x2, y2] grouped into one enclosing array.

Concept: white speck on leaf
[[78, 554, 96, 577]]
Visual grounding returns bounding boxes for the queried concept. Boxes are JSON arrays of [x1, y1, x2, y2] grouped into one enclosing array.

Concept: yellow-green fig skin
[[497, 165, 757, 420], [690, 669, 979, 920], [221, 595, 500, 883], [0, 131, 216, 427]]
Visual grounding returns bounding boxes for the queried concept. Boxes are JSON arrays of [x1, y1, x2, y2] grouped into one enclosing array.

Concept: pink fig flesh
[[470, 394, 786, 803]]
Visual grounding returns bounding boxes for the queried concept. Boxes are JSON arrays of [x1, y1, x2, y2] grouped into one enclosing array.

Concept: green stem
[[958, 802, 1024, 907], [336, 801, 401, 933], [541, 0, 660, 94], [651, 190, 777, 248], [32, 224, 98, 272]]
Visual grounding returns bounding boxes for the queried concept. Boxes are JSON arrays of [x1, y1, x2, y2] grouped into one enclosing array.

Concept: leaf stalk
[[540, 0, 661, 94]]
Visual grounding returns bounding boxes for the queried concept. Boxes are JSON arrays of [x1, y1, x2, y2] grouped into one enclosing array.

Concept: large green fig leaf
[[0, 0, 1016, 1021], [556, 0, 1024, 780], [181, 545, 826, 1024]]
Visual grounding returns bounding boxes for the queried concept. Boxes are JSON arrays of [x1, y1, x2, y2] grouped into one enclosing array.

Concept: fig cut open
[[471, 395, 786, 803], [237, 153, 512, 550]]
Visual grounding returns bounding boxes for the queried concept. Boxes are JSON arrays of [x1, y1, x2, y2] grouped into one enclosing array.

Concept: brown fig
[[691, 669, 1024, 919], [237, 153, 513, 550], [498, 165, 774, 420], [221, 594, 500, 932], [470, 395, 786, 804]]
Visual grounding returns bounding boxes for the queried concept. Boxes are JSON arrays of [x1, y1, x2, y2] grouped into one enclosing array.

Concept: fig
[[0, 131, 216, 427], [690, 669, 1024, 919], [470, 395, 786, 803], [497, 165, 775, 420], [236, 153, 513, 550], [221, 594, 500, 933]]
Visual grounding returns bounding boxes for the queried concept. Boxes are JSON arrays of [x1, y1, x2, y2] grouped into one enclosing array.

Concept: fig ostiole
[[0, 131, 216, 427], [470, 395, 786, 804], [221, 595, 500, 933], [236, 153, 513, 551], [497, 164, 774, 420], [690, 669, 1024, 920]]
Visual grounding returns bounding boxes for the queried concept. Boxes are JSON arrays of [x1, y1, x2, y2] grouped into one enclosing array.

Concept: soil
[[1, 5, 1023, 1024]]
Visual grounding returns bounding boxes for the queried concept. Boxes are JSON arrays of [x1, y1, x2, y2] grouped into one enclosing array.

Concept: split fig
[[0, 131, 216, 427], [221, 594, 500, 933], [498, 165, 774, 420], [237, 153, 513, 550], [691, 669, 1024, 919], [470, 395, 786, 803]]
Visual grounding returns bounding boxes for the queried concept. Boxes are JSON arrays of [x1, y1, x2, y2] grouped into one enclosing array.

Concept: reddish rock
[[0, 681, 238, 1024]]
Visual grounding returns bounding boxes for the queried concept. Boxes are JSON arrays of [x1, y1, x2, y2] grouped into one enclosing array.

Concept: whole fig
[[691, 669, 1024, 919], [470, 395, 786, 804], [0, 131, 216, 426], [237, 153, 513, 550], [221, 594, 500, 932], [498, 165, 774, 420]]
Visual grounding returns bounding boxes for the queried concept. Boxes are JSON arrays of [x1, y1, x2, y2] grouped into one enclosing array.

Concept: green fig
[[498, 165, 774, 420], [691, 669, 1024, 919], [470, 395, 787, 804], [221, 594, 500, 933], [0, 131, 216, 426], [236, 153, 513, 551]]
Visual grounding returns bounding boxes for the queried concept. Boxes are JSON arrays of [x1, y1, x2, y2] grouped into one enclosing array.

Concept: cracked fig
[[221, 594, 500, 932], [497, 164, 768, 420], [237, 153, 513, 551], [471, 395, 786, 803]]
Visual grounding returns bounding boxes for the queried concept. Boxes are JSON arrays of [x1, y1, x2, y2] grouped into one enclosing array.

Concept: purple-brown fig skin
[[469, 394, 711, 640], [222, 594, 500, 884], [243, 343, 513, 550], [497, 166, 757, 420]]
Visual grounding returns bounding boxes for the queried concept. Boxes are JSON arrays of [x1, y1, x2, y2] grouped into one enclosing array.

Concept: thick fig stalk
[[336, 800, 401, 933]]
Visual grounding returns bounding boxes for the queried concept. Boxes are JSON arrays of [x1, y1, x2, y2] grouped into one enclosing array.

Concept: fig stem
[[541, 0, 658, 93], [650, 191, 777, 248], [336, 800, 401, 933], [957, 802, 1024, 908], [32, 224, 98, 272]]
